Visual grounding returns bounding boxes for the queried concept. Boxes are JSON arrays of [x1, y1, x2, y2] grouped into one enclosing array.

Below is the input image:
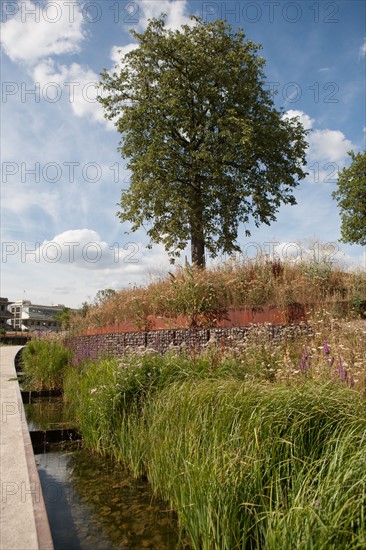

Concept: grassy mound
[[69, 259, 366, 333]]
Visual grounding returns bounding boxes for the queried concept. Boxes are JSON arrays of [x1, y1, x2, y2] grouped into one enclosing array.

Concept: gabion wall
[[65, 324, 312, 362]]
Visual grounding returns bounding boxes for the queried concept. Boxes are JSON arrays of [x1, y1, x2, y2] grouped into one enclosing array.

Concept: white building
[[9, 300, 65, 332]]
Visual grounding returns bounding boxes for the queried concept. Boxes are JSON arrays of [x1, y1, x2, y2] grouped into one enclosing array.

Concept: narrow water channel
[[23, 395, 189, 549], [24, 396, 72, 431]]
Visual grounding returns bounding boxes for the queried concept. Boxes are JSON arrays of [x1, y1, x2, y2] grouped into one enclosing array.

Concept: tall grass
[[63, 342, 366, 549], [63, 349, 250, 454], [143, 380, 366, 549], [21, 337, 72, 390], [69, 258, 366, 333]]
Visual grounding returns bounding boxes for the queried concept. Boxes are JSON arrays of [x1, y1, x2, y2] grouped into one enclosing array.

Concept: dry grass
[[69, 258, 366, 333]]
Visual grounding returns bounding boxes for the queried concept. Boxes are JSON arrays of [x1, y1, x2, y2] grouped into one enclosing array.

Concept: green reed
[[63, 350, 366, 549], [21, 337, 72, 390], [142, 380, 365, 549]]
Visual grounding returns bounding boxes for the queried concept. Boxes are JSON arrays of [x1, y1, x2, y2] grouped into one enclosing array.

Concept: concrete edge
[[14, 350, 54, 550]]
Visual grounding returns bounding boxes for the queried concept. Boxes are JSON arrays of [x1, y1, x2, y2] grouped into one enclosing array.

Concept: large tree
[[332, 150, 366, 246], [99, 16, 308, 266]]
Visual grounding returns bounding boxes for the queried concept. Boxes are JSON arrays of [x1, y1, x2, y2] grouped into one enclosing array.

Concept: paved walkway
[[0, 346, 53, 550]]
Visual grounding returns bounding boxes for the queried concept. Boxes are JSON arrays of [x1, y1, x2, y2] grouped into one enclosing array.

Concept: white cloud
[[38, 229, 171, 274], [273, 240, 348, 265], [359, 38, 366, 57], [110, 43, 139, 74], [2, 0, 194, 127], [1, 230, 174, 307], [1, 0, 86, 64], [111, 44, 138, 67], [109, 1, 194, 70], [283, 109, 314, 130], [308, 129, 353, 164], [32, 59, 109, 125], [284, 109, 355, 167], [32, 58, 68, 85], [338, 250, 366, 272], [1, 0, 111, 127], [40, 229, 120, 269], [2, 184, 61, 224], [137, 0, 192, 31], [209, 237, 361, 270]]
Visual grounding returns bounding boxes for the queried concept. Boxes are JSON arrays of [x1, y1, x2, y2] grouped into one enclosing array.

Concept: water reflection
[[36, 449, 188, 550], [24, 397, 73, 431]]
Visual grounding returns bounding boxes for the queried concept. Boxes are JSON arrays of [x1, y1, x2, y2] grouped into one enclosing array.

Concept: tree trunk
[[191, 233, 205, 267], [190, 180, 205, 267]]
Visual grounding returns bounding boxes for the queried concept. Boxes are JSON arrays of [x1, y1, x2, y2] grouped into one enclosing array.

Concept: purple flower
[[336, 358, 349, 384], [299, 345, 312, 374], [323, 340, 331, 356]]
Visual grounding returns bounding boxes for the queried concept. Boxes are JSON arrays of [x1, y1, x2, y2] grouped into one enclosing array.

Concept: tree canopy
[[54, 307, 71, 330], [99, 16, 308, 266], [332, 150, 366, 246], [94, 288, 117, 305]]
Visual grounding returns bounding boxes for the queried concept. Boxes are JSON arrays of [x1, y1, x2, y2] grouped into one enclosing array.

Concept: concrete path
[[0, 346, 53, 550]]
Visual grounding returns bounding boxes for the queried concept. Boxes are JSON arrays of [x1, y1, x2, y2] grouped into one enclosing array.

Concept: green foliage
[[144, 381, 366, 549], [167, 264, 228, 327], [350, 273, 366, 318], [63, 350, 366, 549], [332, 150, 366, 246], [80, 302, 90, 318], [54, 307, 71, 330], [63, 350, 249, 453], [22, 338, 73, 390], [64, 357, 124, 453], [99, 16, 308, 266], [94, 288, 117, 305]]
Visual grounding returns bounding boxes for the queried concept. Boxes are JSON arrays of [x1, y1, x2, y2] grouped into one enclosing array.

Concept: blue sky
[[1, 0, 365, 308]]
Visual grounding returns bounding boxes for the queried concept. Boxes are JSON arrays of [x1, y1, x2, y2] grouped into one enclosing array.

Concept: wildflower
[[299, 345, 312, 374], [336, 358, 348, 383], [323, 340, 331, 355], [90, 388, 97, 395]]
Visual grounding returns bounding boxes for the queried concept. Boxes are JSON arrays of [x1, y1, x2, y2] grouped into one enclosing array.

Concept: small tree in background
[[54, 307, 71, 330], [94, 289, 117, 305], [332, 150, 366, 246], [99, 16, 308, 267]]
